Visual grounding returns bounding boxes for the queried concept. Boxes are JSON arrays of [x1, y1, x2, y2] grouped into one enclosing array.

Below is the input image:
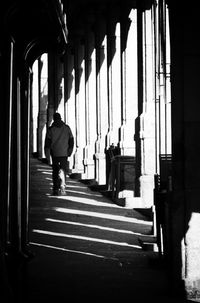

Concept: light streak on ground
[[32, 229, 142, 249]]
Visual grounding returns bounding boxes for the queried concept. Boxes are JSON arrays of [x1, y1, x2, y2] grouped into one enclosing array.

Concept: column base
[[115, 197, 143, 208], [94, 153, 106, 185], [139, 175, 154, 208]]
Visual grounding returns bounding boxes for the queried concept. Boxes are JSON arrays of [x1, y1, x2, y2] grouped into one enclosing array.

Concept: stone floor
[[4, 157, 190, 303]]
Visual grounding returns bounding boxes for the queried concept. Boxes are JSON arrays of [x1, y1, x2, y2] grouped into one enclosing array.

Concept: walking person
[[44, 112, 74, 195]]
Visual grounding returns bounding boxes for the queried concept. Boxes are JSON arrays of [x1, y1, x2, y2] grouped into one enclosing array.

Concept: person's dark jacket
[[45, 120, 74, 157]]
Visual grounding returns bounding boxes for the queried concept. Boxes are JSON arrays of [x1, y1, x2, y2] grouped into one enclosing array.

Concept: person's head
[[53, 112, 61, 122]]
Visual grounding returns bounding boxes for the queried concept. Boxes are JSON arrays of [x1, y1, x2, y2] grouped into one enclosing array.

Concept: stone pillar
[[54, 53, 65, 119], [106, 21, 121, 148], [16, 78, 22, 251], [48, 53, 65, 122], [94, 17, 108, 185], [37, 56, 48, 159], [64, 47, 76, 173], [154, 3, 171, 169], [47, 52, 55, 126], [83, 28, 96, 179], [114, 9, 140, 207], [57, 76, 65, 120], [169, 1, 200, 299], [32, 60, 39, 154], [135, 8, 156, 207], [120, 9, 137, 157], [5, 41, 14, 247], [73, 40, 85, 174]]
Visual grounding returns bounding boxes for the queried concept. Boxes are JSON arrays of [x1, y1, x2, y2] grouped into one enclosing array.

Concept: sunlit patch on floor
[[29, 241, 119, 261], [32, 229, 142, 249], [45, 218, 145, 235], [53, 207, 152, 226], [48, 195, 123, 208], [66, 189, 103, 198]]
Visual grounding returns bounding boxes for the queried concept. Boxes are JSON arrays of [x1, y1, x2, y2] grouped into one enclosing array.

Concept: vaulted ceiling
[[0, 0, 164, 66], [0, 0, 67, 66]]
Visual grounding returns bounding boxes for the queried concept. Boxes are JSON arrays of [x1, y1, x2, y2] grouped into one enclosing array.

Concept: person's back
[[44, 113, 74, 195], [47, 116, 73, 157]]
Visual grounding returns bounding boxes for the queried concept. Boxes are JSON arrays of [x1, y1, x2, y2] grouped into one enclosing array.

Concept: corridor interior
[[9, 157, 185, 303]]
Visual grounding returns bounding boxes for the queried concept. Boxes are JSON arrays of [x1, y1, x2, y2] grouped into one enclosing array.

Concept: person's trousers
[[52, 156, 68, 190]]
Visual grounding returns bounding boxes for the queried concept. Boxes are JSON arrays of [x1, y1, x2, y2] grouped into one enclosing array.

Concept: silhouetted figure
[[44, 112, 74, 195]]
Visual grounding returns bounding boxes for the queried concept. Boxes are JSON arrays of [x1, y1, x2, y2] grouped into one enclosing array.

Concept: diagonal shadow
[[29, 157, 154, 262]]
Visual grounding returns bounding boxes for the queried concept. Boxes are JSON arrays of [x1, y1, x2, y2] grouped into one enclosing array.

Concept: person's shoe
[[59, 188, 67, 196]]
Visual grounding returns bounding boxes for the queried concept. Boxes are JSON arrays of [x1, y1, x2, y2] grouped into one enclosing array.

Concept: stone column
[[156, 11, 171, 158], [83, 28, 96, 179], [57, 73, 65, 119], [47, 52, 55, 126], [135, 8, 156, 207], [37, 56, 48, 159], [64, 47, 76, 173], [115, 9, 140, 207], [154, 4, 171, 170], [120, 9, 137, 157], [73, 40, 85, 175], [16, 78, 22, 251], [106, 21, 121, 148], [94, 17, 108, 185], [6, 41, 14, 246], [32, 60, 39, 154], [169, 2, 200, 299]]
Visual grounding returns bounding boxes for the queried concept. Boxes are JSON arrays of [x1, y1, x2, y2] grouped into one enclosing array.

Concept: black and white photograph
[[0, 1, 198, 302]]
